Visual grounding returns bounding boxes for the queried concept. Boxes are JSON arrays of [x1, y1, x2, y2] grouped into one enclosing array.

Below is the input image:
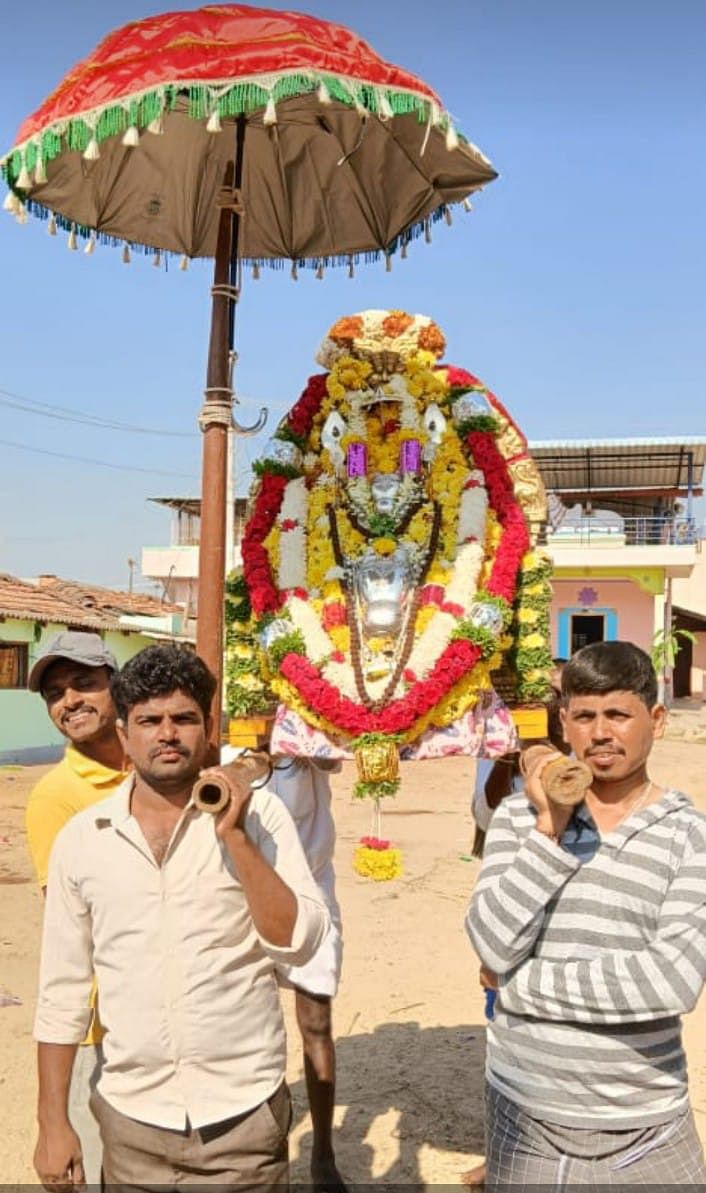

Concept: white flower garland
[[287, 595, 334, 665], [404, 541, 485, 680], [457, 475, 488, 545], [277, 478, 308, 591], [445, 541, 486, 609]]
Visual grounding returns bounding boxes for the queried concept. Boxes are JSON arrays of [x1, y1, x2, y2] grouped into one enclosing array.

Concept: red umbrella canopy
[[1, 3, 497, 265]]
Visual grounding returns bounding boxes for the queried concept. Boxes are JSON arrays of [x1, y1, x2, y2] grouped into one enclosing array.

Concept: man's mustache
[[149, 745, 191, 760]]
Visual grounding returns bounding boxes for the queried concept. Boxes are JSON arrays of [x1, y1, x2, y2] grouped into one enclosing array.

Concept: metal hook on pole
[[227, 349, 268, 436], [232, 406, 268, 435]]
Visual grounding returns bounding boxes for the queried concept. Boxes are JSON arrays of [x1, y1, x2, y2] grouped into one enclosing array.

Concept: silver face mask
[[353, 547, 412, 633], [370, 471, 402, 515]]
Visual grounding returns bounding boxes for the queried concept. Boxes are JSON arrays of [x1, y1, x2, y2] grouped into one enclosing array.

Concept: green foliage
[[252, 458, 301, 480], [455, 414, 500, 436], [452, 621, 499, 658], [266, 628, 306, 670], [367, 512, 398, 538], [353, 779, 400, 801], [651, 626, 697, 673], [351, 731, 403, 748], [225, 570, 251, 627], [276, 425, 307, 450]]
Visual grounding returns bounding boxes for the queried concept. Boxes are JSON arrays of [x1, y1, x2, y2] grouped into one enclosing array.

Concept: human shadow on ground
[[288, 1019, 487, 1187]]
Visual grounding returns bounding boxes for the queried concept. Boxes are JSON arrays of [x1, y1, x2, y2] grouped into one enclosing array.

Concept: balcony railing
[[541, 516, 698, 547]]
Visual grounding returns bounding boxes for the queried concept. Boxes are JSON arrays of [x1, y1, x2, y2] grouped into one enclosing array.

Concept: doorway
[[570, 614, 605, 654]]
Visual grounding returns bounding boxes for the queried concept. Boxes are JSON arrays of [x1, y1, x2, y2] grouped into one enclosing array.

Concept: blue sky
[[1, 0, 704, 588]]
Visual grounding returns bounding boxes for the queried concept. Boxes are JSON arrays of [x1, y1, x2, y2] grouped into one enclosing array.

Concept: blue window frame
[[557, 608, 618, 658]]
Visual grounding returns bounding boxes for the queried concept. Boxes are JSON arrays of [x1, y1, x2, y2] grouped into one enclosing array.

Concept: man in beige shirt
[[33, 644, 329, 1191]]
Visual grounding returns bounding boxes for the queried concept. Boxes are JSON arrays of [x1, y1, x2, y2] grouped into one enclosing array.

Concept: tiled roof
[[0, 574, 116, 630], [36, 576, 183, 617]]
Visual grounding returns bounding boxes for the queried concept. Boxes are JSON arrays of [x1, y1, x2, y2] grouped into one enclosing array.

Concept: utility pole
[[127, 557, 136, 594]]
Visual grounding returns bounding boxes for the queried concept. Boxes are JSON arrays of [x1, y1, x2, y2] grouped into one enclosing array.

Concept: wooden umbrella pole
[[196, 117, 246, 749]]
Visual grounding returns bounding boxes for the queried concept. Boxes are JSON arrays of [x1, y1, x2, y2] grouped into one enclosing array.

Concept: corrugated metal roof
[[527, 437, 706, 495]]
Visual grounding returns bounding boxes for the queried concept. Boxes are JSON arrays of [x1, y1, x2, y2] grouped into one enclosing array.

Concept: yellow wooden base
[[510, 707, 548, 739], [227, 716, 273, 750]]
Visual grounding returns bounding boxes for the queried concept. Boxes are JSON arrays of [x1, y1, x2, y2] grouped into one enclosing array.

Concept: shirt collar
[[93, 774, 199, 828], [65, 744, 128, 788]]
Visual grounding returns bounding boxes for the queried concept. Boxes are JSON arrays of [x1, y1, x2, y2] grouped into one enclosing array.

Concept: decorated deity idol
[[231, 310, 553, 877]]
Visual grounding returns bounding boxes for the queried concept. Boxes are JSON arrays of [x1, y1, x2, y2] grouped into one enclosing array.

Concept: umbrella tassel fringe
[[2, 81, 443, 186], [206, 108, 222, 134]]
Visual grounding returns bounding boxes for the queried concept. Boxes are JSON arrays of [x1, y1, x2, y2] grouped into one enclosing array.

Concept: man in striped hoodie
[[467, 641, 706, 1186]]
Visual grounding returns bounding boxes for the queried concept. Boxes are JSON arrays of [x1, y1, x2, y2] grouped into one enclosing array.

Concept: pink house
[[530, 437, 706, 695]]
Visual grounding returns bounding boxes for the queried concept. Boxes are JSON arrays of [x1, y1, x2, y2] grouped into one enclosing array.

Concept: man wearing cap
[[26, 631, 128, 1187]]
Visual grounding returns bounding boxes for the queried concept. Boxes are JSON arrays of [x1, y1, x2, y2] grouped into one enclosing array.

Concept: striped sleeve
[[500, 821, 706, 1022], [466, 798, 580, 975]]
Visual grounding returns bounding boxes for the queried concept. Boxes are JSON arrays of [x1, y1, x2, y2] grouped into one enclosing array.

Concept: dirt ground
[[2, 737, 706, 1185]]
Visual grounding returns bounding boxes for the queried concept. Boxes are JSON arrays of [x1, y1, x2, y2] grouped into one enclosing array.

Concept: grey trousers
[[68, 1043, 104, 1189], [90, 1081, 291, 1190], [485, 1083, 706, 1187]]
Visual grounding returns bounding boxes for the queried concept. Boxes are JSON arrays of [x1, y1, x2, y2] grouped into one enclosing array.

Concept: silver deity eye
[[321, 411, 347, 467], [423, 402, 447, 444]]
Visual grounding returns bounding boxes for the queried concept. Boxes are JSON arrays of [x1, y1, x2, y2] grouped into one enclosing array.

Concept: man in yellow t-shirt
[[26, 631, 128, 1189]]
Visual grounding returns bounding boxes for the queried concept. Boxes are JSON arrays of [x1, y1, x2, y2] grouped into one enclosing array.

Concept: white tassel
[[445, 123, 459, 151], [377, 91, 394, 121], [315, 261, 325, 280], [424, 220, 432, 244], [84, 235, 96, 255], [263, 95, 278, 126], [354, 98, 367, 118], [420, 114, 432, 157], [153, 250, 162, 268], [401, 241, 408, 260], [47, 213, 57, 235], [463, 198, 473, 213], [445, 207, 453, 226], [122, 125, 140, 147], [15, 206, 28, 225], [83, 137, 100, 161], [206, 108, 222, 134], [122, 242, 131, 264], [34, 156, 47, 185], [3, 190, 20, 214], [317, 79, 332, 105], [147, 113, 164, 135], [16, 163, 32, 190], [179, 254, 189, 272], [290, 261, 298, 281], [68, 227, 77, 251], [385, 253, 392, 273], [252, 261, 261, 280], [347, 256, 355, 279]]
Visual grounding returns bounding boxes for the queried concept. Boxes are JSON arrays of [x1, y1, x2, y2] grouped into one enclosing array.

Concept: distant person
[[467, 642, 706, 1185], [471, 661, 568, 858], [270, 757, 345, 1192], [221, 746, 346, 1192], [26, 631, 127, 1187], [33, 644, 328, 1191]]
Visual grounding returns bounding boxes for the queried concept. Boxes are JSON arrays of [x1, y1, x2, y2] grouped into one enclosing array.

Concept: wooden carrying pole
[[196, 118, 246, 748]]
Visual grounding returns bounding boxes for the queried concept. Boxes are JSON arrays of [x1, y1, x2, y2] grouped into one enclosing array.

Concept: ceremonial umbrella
[[1, 3, 497, 742]]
